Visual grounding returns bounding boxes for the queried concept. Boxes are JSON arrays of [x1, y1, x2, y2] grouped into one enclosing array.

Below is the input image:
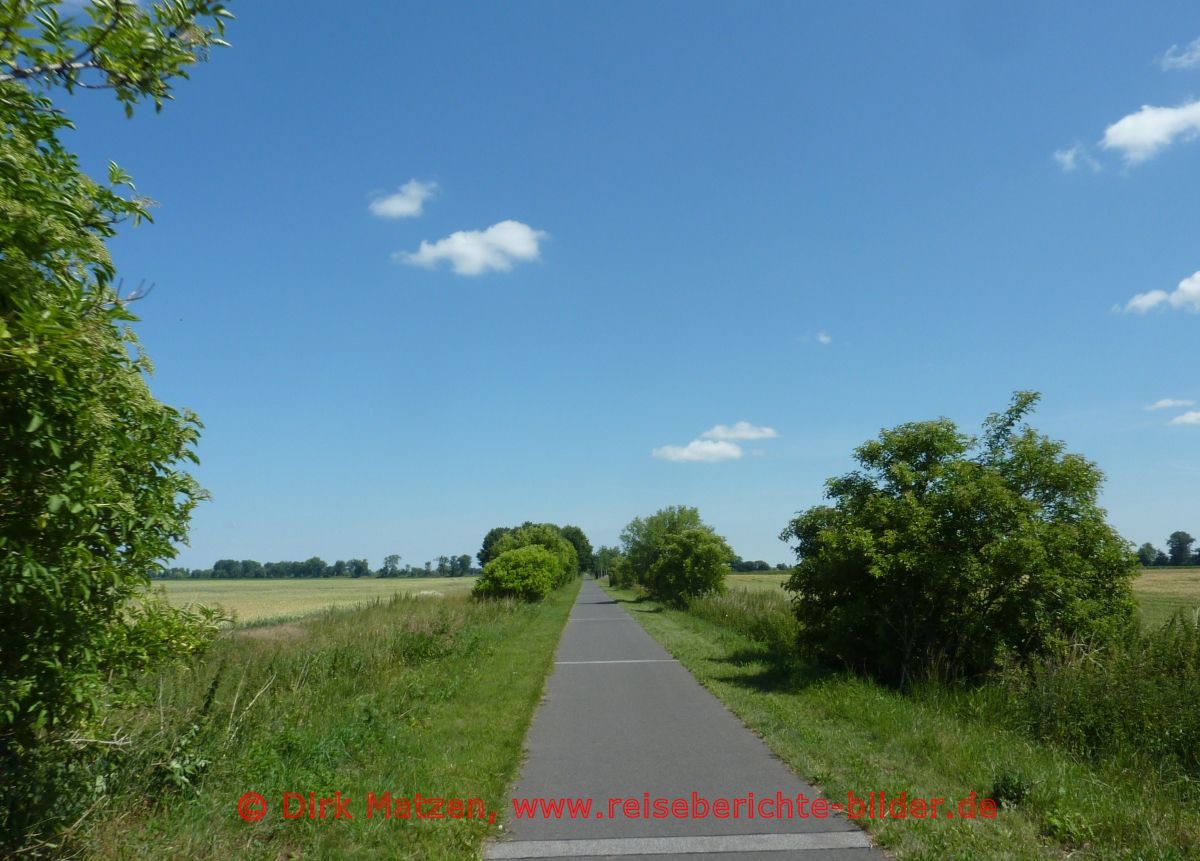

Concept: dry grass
[[725, 572, 790, 593], [1134, 567, 1200, 628], [726, 569, 1200, 629], [157, 577, 476, 625]]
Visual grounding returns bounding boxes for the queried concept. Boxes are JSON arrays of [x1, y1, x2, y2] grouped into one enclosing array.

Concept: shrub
[[474, 546, 558, 601], [646, 528, 732, 606], [781, 392, 1138, 686], [492, 523, 578, 586]]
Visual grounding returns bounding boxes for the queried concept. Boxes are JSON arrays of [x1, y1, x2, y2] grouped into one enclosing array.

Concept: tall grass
[[686, 587, 799, 653], [983, 614, 1200, 781], [58, 583, 578, 860], [690, 581, 1200, 786]]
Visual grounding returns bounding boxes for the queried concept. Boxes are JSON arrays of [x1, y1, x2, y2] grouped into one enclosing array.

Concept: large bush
[[474, 546, 558, 601], [0, 4, 232, 847], [781, 392, 1138, 686], [617, 506, 733, 600], [646, 528, 731, 606], [492, 523, 578, 586]]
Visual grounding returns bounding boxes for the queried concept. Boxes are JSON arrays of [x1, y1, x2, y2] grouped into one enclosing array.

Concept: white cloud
[[369, 180, 438, 219], [816, 331, 833, 345], [1053, 144, 1101, 172], [1122, 270, 1200, 313], [652, 440, 744, 463], [1101, 100, 1200, 164], [397, 220, 548, 276], [1162, 37, 1200, 70], [701, 421, 779, 441], [1169, 411, 1200, 426], [1146, 398, 1196, 410]]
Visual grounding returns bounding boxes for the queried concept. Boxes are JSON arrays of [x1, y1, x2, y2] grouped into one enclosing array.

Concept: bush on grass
[[474, 546, 559, 601]]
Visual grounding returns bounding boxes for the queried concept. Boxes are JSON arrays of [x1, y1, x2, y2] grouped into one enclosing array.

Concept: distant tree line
[[730, 557, 790, 572], [152, 553, 480, 580], [1137, 532, 1200, 567]]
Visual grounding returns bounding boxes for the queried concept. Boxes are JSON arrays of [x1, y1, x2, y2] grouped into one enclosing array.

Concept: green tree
[[1137, 542, 1160, 567], [594, 545, 623, 580], [645, 528, 732, 606], [380, 553, 402, 577], [619, 505, 713, 587], [1167, 531, 1195, 567], [477, 526, 512, 567], [474, 545, 559, 601], [0, 1, 232, 845], [559, 525, 595, 572], [781, 392, 1138, 686], [493, 523, 578, 586]]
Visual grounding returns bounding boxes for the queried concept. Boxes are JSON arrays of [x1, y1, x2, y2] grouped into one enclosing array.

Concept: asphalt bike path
[[485, 579, 886, 860]]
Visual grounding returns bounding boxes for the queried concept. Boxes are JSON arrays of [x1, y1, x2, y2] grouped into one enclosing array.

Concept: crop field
[[726, 572, 790, 592], [1133, 566, 1200, 627], [726, 569, 1200, 628], [158, 577, 476, 624]]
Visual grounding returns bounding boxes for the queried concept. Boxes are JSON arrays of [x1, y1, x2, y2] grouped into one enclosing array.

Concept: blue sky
[[62, 1, 1199, 568]]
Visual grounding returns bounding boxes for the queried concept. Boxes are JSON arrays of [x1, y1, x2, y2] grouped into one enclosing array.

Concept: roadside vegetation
[[77, 581, 580, 860], [604, 393, 1200, 858], [474, 521, 589, 601], [1, 3, 237, 852], [606, 583, 1200, 860]]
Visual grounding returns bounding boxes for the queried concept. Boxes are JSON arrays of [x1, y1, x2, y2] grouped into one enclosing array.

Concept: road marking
[[568, 617, 634, 622], [554, 659, 678, 665], [485, 830, 872, 858]]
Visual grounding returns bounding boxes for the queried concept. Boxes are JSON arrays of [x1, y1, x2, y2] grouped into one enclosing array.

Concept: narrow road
[[485, 579, 885, 860]]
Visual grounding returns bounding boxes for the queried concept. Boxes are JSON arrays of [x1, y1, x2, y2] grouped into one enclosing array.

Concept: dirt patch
[[231, 623, 308, 642]]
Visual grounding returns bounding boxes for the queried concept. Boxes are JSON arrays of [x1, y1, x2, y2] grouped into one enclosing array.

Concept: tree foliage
[[559, 524, 594, 573], [1167, 531, 1196, 567], [477, 526, 512, 568], [473, 546, 558, 602], [492, 523, 578, 587], [781, 392, 1138, 686], [0, 0, 232, 846], [617, 506, 732, 600], [646, 528, 731, 606]]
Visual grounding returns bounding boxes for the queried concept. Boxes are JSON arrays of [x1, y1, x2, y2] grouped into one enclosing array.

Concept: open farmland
[[726, 572, 790, 592], [727, 568, 1200, 628], [158, 577, 476, 624], [1133, 566, 1200, 627]]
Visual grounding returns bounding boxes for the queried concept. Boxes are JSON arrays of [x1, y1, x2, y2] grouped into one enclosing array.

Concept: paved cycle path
[[485, 580, 885, 860]]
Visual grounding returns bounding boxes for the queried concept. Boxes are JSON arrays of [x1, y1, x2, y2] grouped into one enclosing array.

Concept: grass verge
[[74, 580, 580, 860], [605, 583, 1200, 861]]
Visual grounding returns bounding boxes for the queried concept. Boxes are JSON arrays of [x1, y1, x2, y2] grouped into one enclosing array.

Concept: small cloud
[[397, 220, 548, 276], [652, 440, 744, 463], [1146, 398, 1196, 410], [1101, 99, 1200, 164], [1161, 37, 1200, 70], [816, 331, 833, 345], [1169, 411, 1200, 426], [369, 179, 438, 219], [701, 421, 779, 441], [1053, 144, 1101, 172], [1122, 271, 1200, 313]]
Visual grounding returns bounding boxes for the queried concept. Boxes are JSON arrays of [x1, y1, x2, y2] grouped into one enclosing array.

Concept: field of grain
[[725, 568, 1200, 628], [1133, 566, 1200, 627], [726, 572, 790, 592], [158, 577, 476, 624]]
